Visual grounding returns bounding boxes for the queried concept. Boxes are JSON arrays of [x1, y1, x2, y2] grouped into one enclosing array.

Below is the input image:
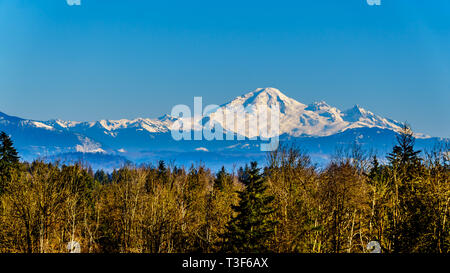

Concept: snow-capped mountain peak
[[0, 87, 438, 170], [204, 88, 307, 138], [341, 104, 404, 133], [0, 87, 429, 146], [342, 105, 368, 122], [305, 101, 332, 112], [204, 87, 410, 138], [223, 87, 306, 113]]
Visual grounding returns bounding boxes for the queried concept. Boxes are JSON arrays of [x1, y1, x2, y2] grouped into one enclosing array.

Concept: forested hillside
[[0, 127, 448, 253]]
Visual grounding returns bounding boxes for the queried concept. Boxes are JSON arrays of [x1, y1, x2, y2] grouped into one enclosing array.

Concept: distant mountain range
[[0, 88, 445, 171]]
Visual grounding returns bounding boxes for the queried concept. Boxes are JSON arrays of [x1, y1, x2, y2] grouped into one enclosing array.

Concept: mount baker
[[0, 88, 442, 170]]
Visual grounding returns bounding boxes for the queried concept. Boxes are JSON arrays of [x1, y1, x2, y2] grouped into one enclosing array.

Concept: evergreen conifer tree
[[157, 160, 169, 184], [386, 124, 429, 253], [0, 131, 20, 194], [0, 131, 19, 165], [214, 166, 232, 191], [221, 162, 277, 253], [387, 124, 422, 180]]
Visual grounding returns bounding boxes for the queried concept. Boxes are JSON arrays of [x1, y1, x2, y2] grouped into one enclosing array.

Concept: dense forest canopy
[[0, 126, 448, 253]]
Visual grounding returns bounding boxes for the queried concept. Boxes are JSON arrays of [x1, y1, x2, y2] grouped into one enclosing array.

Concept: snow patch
[[33, 121, 54, 131], [75, 136, 105, 154]]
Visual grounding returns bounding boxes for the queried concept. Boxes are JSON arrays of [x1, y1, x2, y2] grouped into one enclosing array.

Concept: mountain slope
[[0, 111, 103, 160]]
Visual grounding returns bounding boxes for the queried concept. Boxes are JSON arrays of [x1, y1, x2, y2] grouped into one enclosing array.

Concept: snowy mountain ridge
[[1, 87, 428, 139], [1, 87, 440, 171], [206, 87, 422, 138]]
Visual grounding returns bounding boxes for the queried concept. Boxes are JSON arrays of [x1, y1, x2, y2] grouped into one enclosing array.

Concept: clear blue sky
[[0, 0, 449, 137]]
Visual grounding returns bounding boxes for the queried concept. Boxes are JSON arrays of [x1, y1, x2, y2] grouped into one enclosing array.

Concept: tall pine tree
[[221, 162, 277, 253], [386, 124, 430, 253], [387, 124, 422, 180], [0, 131, 20, 194], [0, 131, 19, 165], [214, 166, 232, 191]]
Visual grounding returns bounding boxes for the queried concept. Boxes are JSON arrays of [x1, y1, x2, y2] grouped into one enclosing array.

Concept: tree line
[[0, 126, 448, 253]]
